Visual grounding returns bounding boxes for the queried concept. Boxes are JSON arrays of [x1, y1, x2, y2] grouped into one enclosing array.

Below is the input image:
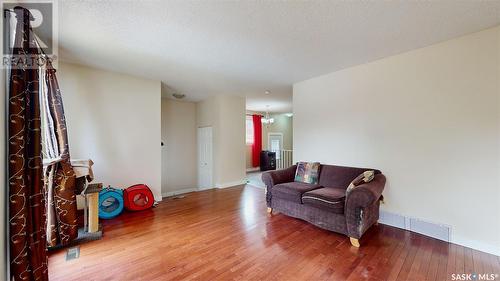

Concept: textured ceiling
[[58, 1, 500, 113]]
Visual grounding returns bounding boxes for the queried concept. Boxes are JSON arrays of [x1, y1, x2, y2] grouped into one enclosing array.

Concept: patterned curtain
[[41, 65, 78, 247], [8, 6, 78, 280], [8, 7, 48, 281]]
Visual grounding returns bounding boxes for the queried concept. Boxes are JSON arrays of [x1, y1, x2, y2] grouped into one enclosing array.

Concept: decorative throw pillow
[[346, 170, 375, 194], [294, 162, 320, 184]]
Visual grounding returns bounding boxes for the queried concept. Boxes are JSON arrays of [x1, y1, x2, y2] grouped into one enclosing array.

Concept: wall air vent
[[379, 210, 450, 242]]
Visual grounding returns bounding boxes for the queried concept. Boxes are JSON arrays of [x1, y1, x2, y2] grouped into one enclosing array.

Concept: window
[[246, 115, 254, 144], [271, 140, 280, 151]]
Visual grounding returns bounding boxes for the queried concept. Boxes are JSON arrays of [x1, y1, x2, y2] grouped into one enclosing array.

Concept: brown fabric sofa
[[262, 164, 386, 247]]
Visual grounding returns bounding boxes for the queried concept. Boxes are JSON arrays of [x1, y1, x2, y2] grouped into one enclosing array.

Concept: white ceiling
[[58, 1, 500, 113]]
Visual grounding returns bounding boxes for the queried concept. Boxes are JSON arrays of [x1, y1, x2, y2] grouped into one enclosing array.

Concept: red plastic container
[[123, 184, 154, 211]]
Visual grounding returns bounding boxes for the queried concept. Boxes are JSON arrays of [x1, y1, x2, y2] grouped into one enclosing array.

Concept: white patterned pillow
[[346, 170, 375, 194]]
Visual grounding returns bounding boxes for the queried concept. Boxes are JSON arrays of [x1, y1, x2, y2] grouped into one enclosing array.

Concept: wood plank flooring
[[48, 185, 500, 280]]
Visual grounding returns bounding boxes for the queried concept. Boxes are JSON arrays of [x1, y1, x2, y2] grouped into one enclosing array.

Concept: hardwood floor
[[48, 185, 500, 281]]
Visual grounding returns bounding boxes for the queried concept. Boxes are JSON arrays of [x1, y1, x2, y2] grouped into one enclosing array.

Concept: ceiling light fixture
[[264, 90, 271, 95], [261, 105, 274, 126], [172, 93, 185, 99]]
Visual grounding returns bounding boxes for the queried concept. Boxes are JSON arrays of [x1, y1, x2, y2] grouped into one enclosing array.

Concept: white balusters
[[271, 149, 293, 170]]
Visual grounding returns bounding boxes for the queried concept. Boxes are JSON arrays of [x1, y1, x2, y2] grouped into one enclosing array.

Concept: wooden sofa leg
[[267, 207, 273, 214], [350, 237, 360, 248]]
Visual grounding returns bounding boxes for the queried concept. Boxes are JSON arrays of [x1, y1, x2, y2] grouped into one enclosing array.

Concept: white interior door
[[268, 133, 283, 159], [198, 127, 213, 190]]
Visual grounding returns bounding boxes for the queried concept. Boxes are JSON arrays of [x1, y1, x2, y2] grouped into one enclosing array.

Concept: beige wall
[[196, 96, 216, 128], [217, 95, 246, 186], [58, 62, 163, 200], [262, 114, 293, 151], [161, 98, 197, 195], [197, 95, 246, 187], [246, 112, 293, 169], [293, 26, 500, 255], [498, 28, 500, 235]]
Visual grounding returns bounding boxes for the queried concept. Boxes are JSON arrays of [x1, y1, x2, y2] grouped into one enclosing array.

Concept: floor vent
[[409, 217, 450, 242], [379, 210, 450, 242], [66, 246, 80, 261]]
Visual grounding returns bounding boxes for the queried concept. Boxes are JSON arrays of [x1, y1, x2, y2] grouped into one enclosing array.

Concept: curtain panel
[[251, 115, 262, 167], [40, 65, 78, 247], [8, 7, 49, 281], [8, 6, 78, 280]]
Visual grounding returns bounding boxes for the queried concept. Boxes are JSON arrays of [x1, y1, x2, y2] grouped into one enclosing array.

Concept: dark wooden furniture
[[260, 150, 276, 171]]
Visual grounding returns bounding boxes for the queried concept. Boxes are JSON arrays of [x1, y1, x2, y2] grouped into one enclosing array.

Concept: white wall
[[58, 62, 163, 200], [293, 26, 500, 255], [197, 95, 246, 187], [161, 98, 197, 196]]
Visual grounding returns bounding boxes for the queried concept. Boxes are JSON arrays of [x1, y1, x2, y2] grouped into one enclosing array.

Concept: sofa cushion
[[271, 182, 322, 203], [294, 162, 320, 184], [302, 187, 346, 214], [318, 165, 381, 189]]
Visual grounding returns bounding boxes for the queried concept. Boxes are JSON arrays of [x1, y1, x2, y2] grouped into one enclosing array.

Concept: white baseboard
[[379, 210, 499, 256], [246, 167, 260, 172], [215, 180, 247, 189], [452, 235, 500, 257], [161, 181, 246, 198], [162, 188, 198, 198]]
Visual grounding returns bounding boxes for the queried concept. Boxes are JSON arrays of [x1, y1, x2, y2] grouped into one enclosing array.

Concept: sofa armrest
[[261, 165, 297, 206], [261, 165, 297, 188], [345, 173, 386, 239]]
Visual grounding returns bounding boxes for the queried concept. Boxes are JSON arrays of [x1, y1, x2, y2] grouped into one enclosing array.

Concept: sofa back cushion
[[318, 164, 381, 189]]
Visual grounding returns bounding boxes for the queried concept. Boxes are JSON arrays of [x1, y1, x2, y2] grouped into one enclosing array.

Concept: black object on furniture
[[260, 151, 276, 171]]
